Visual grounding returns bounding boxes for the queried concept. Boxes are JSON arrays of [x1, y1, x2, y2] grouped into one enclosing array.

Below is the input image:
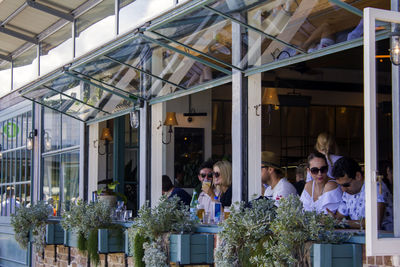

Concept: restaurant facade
[[0, 0, 399, 265]]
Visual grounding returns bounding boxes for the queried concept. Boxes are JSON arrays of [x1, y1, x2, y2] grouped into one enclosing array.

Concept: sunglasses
[[310, 166, 328, 175], [213, 172, 221, 178], [340, 181, 352, 188], [199, 173, 213, 178]]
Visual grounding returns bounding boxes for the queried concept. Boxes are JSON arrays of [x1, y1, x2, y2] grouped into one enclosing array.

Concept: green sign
[[2, 122, 19, 138]]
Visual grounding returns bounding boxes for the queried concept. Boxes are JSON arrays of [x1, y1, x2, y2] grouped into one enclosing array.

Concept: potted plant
[[61, 200, 122, 266], [215, 195, 352, 267], [11, 202, 52, 254], [128, 195, 196, 267], [97, 179, 127, 207]]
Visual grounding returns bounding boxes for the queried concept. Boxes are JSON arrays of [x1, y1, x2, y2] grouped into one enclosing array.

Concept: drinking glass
[[124, 210, 133, 221]]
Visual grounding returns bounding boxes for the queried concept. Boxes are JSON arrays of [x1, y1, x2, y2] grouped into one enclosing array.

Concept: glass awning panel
[[72, 33, 230, 99], [150, 2, 238, 70], [20, 73, 134, 122]]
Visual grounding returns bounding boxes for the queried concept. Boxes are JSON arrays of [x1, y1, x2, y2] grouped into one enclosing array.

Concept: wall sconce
[[390, 27, 400, 66], [94, 127, 113, 155], [157, 112, 178, 145], [26, 129, 38, 150], [255, 88, 280, 125], [130, 110, 139, 128]]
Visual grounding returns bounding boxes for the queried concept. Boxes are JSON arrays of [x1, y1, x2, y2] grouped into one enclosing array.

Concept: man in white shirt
[[261, 151, 297, 202]]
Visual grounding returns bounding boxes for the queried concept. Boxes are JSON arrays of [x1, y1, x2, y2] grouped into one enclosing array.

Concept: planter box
[[63, 230, 79, 247], [310, 243, 362, 267], [169, 234, 214, 265], [45, 223, 64, 245], [98, 228, 124, 254]]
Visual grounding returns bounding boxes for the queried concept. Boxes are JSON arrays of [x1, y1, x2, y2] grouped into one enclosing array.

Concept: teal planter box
[[98, 228, 124, 254], [63, 230, 79, 247], [310, 243, 362, 267], [170, 234, 214, 265], [46, 223, 64, 245]]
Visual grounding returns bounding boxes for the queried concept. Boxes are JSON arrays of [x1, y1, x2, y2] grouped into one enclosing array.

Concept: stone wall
[[362, 245, 399, 267]]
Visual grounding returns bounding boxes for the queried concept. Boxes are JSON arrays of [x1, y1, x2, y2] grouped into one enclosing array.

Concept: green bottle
[[190, 191, 198, 220]]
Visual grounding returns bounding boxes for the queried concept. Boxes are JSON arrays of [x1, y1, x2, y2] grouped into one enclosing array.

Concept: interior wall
[[165, 90, 212, 182]]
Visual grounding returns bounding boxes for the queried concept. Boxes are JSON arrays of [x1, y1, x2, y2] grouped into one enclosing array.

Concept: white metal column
[[151, 103, 164, 207], [139, 103, 149, 208], [231, 17, 246, 203], [247, 9, 262, 199]]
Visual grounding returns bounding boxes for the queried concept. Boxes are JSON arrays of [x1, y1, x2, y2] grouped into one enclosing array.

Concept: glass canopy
[[19, 0, 389, 123]]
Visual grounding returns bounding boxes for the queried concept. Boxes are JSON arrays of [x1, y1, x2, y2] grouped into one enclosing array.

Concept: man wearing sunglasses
[[262, 151, 297, 203], [331, 157, 393, 231]]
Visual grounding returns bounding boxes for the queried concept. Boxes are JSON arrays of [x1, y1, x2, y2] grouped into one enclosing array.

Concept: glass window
[[0, 110, 32, 216], [40, 23, 73, 75], [42, 107, 80, 214], [119, 0, 173, 34], [13, 46, 38, 90], [0, 61, 11, 97], [75, 0, 115, 57]]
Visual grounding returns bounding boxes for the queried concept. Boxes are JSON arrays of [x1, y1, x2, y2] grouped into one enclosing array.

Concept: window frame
[[364, 7, 400, 256]]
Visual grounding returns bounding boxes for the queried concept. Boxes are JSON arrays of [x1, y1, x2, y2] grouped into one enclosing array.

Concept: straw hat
[[261, 151, 281, 169]]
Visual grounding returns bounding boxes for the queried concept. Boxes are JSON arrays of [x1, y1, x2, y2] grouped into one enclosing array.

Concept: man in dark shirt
[[162, 175, 191, 206]]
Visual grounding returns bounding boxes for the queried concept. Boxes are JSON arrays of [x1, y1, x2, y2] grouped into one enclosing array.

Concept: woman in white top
[[300, 152, 342, 214], [306, 132, 342, 181]]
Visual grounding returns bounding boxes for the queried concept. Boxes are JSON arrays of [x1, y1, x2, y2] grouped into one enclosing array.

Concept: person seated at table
[[162, 175, 191, 206], [300, 152, 342, 214], [293, 163, 306, 195], [330, 157, 393, 231], [307, 132, 342, 181], [197, 160, 218, 215], [262, 151, 297, 202], [204, 160, 232, 208]]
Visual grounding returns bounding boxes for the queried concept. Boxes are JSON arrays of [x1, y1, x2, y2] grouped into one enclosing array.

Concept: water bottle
[[190, 191, 198, 220], [214, 196, 222, 223]]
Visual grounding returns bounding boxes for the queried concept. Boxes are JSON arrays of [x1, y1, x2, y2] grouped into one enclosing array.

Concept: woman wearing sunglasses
[[204, 160, 232, 208], [306, 132, 342, 182], [300, 152, 342, 214]]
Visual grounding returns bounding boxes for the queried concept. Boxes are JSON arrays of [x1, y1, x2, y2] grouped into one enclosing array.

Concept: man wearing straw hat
[[262, 151, 297, 202]]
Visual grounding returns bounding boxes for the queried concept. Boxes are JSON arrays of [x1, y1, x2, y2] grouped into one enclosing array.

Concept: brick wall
[[362, 245, 400, 267], [35, 245, 130, 267]]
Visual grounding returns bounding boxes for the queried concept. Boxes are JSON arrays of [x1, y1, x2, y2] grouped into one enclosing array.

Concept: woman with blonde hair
[[203, 160, 232, 207], [307, 132, 342, 181]]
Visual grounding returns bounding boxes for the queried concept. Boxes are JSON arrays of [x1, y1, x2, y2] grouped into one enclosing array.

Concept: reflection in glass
[[43, 108, 61, 152], [75, 0, 115, 57], [40, 23, 73, 75], [62, 152, 79, 211], [62, 114, 81, 148], [119, 0, 173, 34], [0, 61, 11, 97], [13, 46, 38, 89], [43, 155, 60, 212]]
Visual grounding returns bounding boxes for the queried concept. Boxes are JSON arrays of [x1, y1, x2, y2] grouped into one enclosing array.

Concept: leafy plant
[[128, 195, 196, 266], [11, 202, 51, 254], [61, 200, 115, 266], [215, 195, 352, 267]]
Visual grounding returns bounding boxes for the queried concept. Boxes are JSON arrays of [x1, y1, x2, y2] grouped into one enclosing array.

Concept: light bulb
[[45, 138, 51, 150], [390, 31, 400, 66], [27, 138, 33, 150]]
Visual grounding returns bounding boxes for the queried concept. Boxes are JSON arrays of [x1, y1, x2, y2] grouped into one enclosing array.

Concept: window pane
[[13, 46, 38, 89], [119, 0, 173, 34], [62, 114, 81, 149], [43, 108, 61, 152], [43, 155, 60, 212], [75, 0, 115, 57], [62, 152, 79, 211], [40, 23, 73, 75], [0, 61, 11, 97]]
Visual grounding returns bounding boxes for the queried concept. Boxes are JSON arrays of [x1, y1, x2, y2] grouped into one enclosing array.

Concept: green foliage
[[132, 232, 146, 267], [215, 195, 352, 267], [61, 200, 114, 266], [11, 202, 50, 254], [128, 195, 196, 266]]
